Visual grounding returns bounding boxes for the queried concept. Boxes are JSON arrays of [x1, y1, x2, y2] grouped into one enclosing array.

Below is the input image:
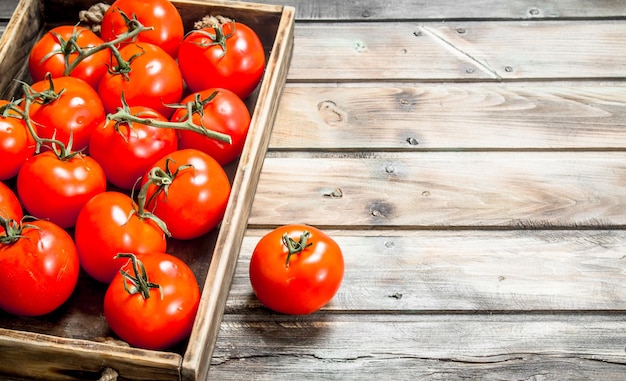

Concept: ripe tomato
[[0, 100, 35, 180], [28, 25, 111, 89], [249, 224, 344, 315], [100, 0, 184, 58], [140, 149, 231, 240], [98, 42, 183, 118], [178, 21, 266, 99], [27, 76, 106, 152], [74, 191, 168, 283], [17, 151, 107, 229], [0, 181, 22, 234], [171, 89, 251, 166], [0, 219, 80, 316], [104, 252, 200, 350], [89, 106, 178, 190]]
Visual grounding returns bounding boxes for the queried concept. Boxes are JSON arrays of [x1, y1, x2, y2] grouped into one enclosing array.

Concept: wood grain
[[288, 21, 626, 81], [232, 0, 626, 20], [4, 0, 626, 21], [270, 84, 626, 150], [209, 313, 626, 380], [248, 152, 626, 228], [228, 230, 626, 312]]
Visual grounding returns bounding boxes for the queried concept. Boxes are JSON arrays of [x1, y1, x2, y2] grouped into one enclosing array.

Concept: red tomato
[[29, 25, 111, 89], [178, 21, 266, 99], [0, 181, 22, 234], [27, 76, 106, 152], [17, 151, 107, 229], [98, 42, 183, 118], [249, 224, 344, 315], [171, 89, 251, 166], [74, 191, 168, 283], [0, 100, 35, 180], [104, 252, 200, 350], [89, 106, 178, 190], [100, 0, 184, 58], [140, 149, 231, 240], [0, 219, 80, 316]]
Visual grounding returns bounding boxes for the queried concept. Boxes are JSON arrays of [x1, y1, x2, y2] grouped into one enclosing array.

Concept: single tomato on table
[[74, 191, 168, 283], [28, 25, 111, 89], [249, 224, 344, 315], [98, 42, 183, 118], [171, 89, 250, 166], [0, 219, 80, 316], [140, 149, 231, 240], [17, 150, 107, 229], [178, 20, 266, 99], [104, 252, 200, 350], [89, 106, 178, 190]]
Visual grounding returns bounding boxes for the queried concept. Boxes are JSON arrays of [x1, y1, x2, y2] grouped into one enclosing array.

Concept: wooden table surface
[[3, 0, 626, 380]]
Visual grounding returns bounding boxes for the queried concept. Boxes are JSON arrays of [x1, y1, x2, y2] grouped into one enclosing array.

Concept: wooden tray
[[0, 1, 294, 380]]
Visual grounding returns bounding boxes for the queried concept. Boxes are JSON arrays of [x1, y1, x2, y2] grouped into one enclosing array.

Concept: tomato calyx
[[115, 253, 163, 300], [282, 231, 313, 267], [108, 95, 232, 143], [187, 20, 236, 59], [0, 215, 38, 245], [144, 158, 194, 205]]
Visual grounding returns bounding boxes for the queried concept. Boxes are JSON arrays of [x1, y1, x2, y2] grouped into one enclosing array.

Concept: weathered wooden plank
[[271, 84, 626, 150], [210, 313, 626, 380], [228, 230, 626, 312], [237, 0, 626, 21], [289, 21, 626, 81], [4, 0, 626, 21], [248, 152, 626, 228]]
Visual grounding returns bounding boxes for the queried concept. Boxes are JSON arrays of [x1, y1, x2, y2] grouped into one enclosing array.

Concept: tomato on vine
[[249, 224, 344, 315], [0, 182, 22, 233], [89, 105, 178, 190], [0, 218, 80, 316], [100, 0, 184, 58], [140, 149, 231, 240], [26, 75, 106, 152], [171, 89, 251, 166], [178, 19, 266, 99], [17, 149, 107, 229], [98, 42, 183, 118], [104, 252, 200, 350], [28, 25, 111, 89], [74, 191, 169, 283], [0, 100, 35, 180]]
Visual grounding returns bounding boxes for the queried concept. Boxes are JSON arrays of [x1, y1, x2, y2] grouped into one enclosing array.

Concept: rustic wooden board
[[0, 1, 295, 380], [248, 152, 626, 228], [233, 0, 626, 20], [227, 230, 626, 312], [270, 83, 626, 150], [4, 0, 626, 21], [288, 21, 626, 81], [209, 313, 626, 380]]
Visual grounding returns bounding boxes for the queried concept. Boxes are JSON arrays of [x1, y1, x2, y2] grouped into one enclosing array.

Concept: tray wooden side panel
[[181, 5, 295, 380], [0, 329, 181, 381], [0, 0, 42, 99]]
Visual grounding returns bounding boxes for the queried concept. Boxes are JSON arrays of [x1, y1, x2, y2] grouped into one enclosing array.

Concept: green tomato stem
[[282, 231, 313, 268], [115, 253, 163, 300]]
